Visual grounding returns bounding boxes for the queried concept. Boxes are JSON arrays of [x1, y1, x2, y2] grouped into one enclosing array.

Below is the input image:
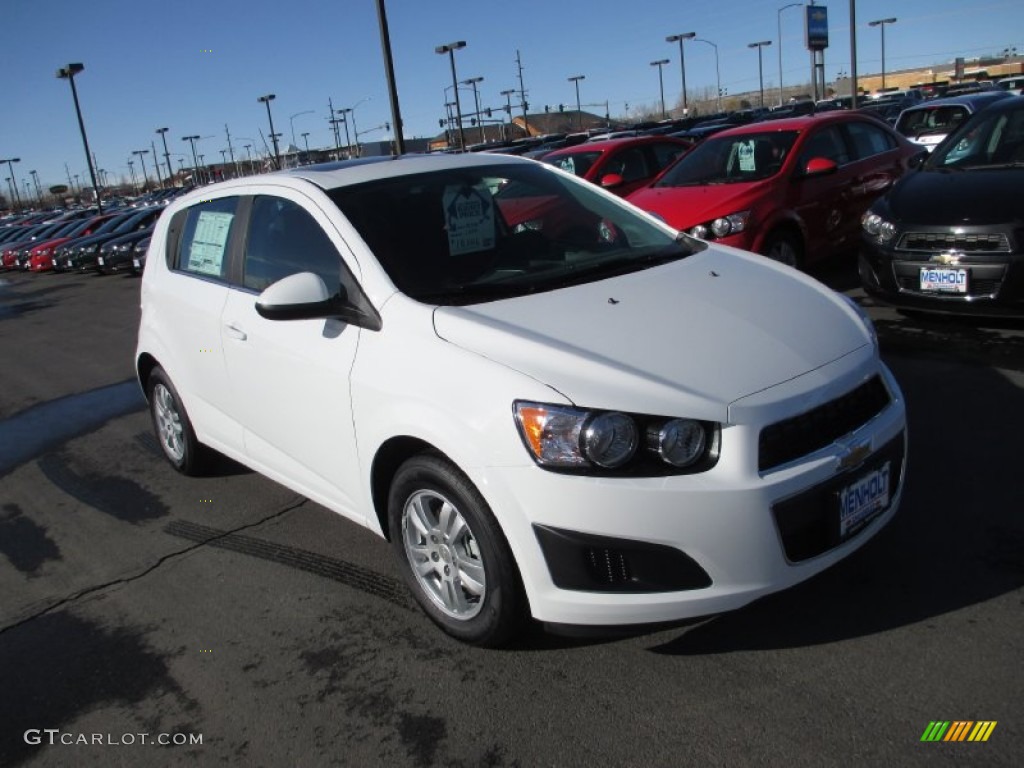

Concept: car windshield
[[927, 103, 1024, 170], [329, 162, 699, 305], [653, 131, 798, 186], [544, 151, 601, 177], [897, 106, 969, 138]]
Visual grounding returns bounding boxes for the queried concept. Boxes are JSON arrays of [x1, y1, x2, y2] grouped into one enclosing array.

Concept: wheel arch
[[370, 436, 445, 541], [136, 352, 160, 400]]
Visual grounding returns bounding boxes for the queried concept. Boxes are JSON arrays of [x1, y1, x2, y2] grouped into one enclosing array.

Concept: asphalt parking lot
[[1, 265, 1021, 767]]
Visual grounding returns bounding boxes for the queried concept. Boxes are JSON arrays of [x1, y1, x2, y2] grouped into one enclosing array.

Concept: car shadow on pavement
[[648, 355, 1024, 655]]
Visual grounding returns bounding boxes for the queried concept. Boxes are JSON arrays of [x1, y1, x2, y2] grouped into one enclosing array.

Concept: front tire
[[762, 230, 803, 269], [388, 455, 525, 647], [147, 366, 211, 476]]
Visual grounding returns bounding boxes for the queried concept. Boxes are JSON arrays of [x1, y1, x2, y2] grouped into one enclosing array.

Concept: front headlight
[[861, 212, 897, 245], [690, 211, 750, 240], [514, 401, 719, 475]]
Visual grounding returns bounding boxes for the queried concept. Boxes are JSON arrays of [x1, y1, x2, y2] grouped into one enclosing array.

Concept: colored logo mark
[[921, 721, 997, 742]]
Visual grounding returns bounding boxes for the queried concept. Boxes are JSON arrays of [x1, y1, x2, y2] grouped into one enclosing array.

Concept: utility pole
[[225, 124, 236, 174], [516, 49, 530, 137]]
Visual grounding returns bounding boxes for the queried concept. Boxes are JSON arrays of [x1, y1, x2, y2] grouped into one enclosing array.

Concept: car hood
[[885, 168, 1024, 225], [629, 182, 767, 229], [432, 248, 869, 421]]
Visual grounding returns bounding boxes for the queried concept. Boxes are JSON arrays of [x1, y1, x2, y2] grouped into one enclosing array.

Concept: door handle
[[224, 323, 247, 341]]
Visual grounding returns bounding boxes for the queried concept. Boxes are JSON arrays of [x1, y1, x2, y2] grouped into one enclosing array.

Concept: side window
[[614, 148, 650, 182], [845, 121, 896, 160], [242, 196, 342, 293], [172, 197, 239, 280], [798, 126, 850, 168]]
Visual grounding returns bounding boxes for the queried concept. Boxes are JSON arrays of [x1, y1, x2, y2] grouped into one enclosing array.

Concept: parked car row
[[1, 205, 164, 275]]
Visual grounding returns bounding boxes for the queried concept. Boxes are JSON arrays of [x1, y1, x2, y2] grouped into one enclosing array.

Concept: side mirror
[[908, 151, 928, 170], [599, 172, 624, 189], [255, 271, 380, 330], [803, 157, 838, 177]]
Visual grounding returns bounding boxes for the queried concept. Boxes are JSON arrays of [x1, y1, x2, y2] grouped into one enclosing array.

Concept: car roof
[[901, 91, 1014, 112], [709, 110, 871, 136], [545, 135, 688, 156], [281, 152, 536, 191]]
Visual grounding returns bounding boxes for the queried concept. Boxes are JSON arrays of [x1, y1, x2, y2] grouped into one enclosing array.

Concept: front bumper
[[859, 238, 1024, 318], [478, 357, 907, 627]]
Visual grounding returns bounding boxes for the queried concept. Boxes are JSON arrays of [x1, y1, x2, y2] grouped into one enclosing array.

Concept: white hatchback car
[[136, 153, 907, 646]]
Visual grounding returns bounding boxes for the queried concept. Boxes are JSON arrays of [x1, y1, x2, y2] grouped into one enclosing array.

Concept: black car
[[130, 236, 150, 274], [96, 228, 153, 274], [58, 208, 162, 272], [859, 96, 1024, 317]]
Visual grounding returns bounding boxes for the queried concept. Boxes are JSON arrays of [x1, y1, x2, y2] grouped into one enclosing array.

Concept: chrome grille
[[896, 232, 1010, 253]]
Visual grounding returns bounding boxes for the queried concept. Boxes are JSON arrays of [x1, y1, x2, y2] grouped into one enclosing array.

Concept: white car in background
[[894, 90, 1014, 151], [136, 153, 906, 646]]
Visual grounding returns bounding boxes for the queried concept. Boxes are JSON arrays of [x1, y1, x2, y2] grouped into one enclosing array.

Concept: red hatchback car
[[543, 135, 692, 197], [627, 112, 925, 267]]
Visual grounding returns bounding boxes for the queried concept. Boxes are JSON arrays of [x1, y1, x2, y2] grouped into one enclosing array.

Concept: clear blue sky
[[2, 0, 1020, 191]]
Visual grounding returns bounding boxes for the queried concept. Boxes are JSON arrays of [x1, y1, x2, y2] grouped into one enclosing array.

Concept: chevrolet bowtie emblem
[[837, 441, 872, 471], [930, 252, 962, 265]]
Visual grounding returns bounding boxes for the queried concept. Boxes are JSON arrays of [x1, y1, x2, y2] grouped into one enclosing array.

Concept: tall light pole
[[0, 158, 21, 211], [30, 169, 43, 204], [568, 75, 585, 130], [150, 141, 163, 187], [435, 41, 467, 151], [694, 38, 722, 112], [500, 88, 516, 140], [666, 32, 696, 114], [869, 18, 897, 90], [56, 63, 102, 213], [748, 41, 772, 109], [374, 0, 405, 155], [461, 76, 485, 143], [650, 59, 670, 118], [132, 149, 151, 190], [258, 94, 281, 169], [777, 3, 802, 106], [156, 128, 173, 185], [127, 159, 138, 194], [301, 131, 311, 159], [289, 109, 314, 146], [182, 135, 201, 184]]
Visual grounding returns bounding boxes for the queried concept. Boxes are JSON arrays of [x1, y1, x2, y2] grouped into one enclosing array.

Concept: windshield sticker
[[737, 140, 756, 172], [443, 184, 496, 256], [557, 157, 577, 175], [187, 210, 233, 275]]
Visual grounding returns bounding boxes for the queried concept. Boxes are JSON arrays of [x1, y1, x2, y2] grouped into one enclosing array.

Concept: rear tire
[[388, 454, 525, 647], [147, 366, 212, 476]]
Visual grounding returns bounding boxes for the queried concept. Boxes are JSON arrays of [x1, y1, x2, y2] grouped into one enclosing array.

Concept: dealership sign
[[806, 5, 829, 50]]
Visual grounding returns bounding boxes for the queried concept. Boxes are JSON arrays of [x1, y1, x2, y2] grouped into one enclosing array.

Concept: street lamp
[[748, 40, 772, 109], [289, 109, 314, 146], [461, 76, 485, 143], [500, 88, 516, 140], [650, 60, 670, 118], [777, 3, 802, 106], [301, 131, 311, 160], [0, 158, 21, 211], [258, 94, 281, 169], [869, 18, 897, 90], [156, 128, 173, 186], [666, 32, 696, 114], [56, 63, 103, 213], [694, 38, 722, 112], [30, 169, 43, 204], [132, 150, 151, 190], [182, 135, 201, 184], [435, 41, 467, 151], [568, 75, 585, 130], [127, 160, 138, 194]]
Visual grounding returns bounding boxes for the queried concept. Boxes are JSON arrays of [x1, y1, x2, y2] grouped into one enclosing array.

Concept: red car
[[26, 213, 118, 272], [627, 112, 925, 267], [543, 135, 692, 197]]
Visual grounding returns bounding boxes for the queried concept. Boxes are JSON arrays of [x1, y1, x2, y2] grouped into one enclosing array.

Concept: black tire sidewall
[[763, 230, 803, 269], [148, 367, 203, 476], [388, 455, 523, 647]]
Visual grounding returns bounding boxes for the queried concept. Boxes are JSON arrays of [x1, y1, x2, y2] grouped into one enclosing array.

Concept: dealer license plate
[[839, 461, 890, 539], [132, 258, 140, 268], [919, 267, 967, 293], [66, 259, 73, 268], [97, 257, 104, 266]]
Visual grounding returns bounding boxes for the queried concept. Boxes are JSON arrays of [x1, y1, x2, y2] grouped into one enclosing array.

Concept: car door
[[220, 191, 366, 522], [789, 123, 860, 257], [840, 119, 907, 228], [155, 196, 242, 451]]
